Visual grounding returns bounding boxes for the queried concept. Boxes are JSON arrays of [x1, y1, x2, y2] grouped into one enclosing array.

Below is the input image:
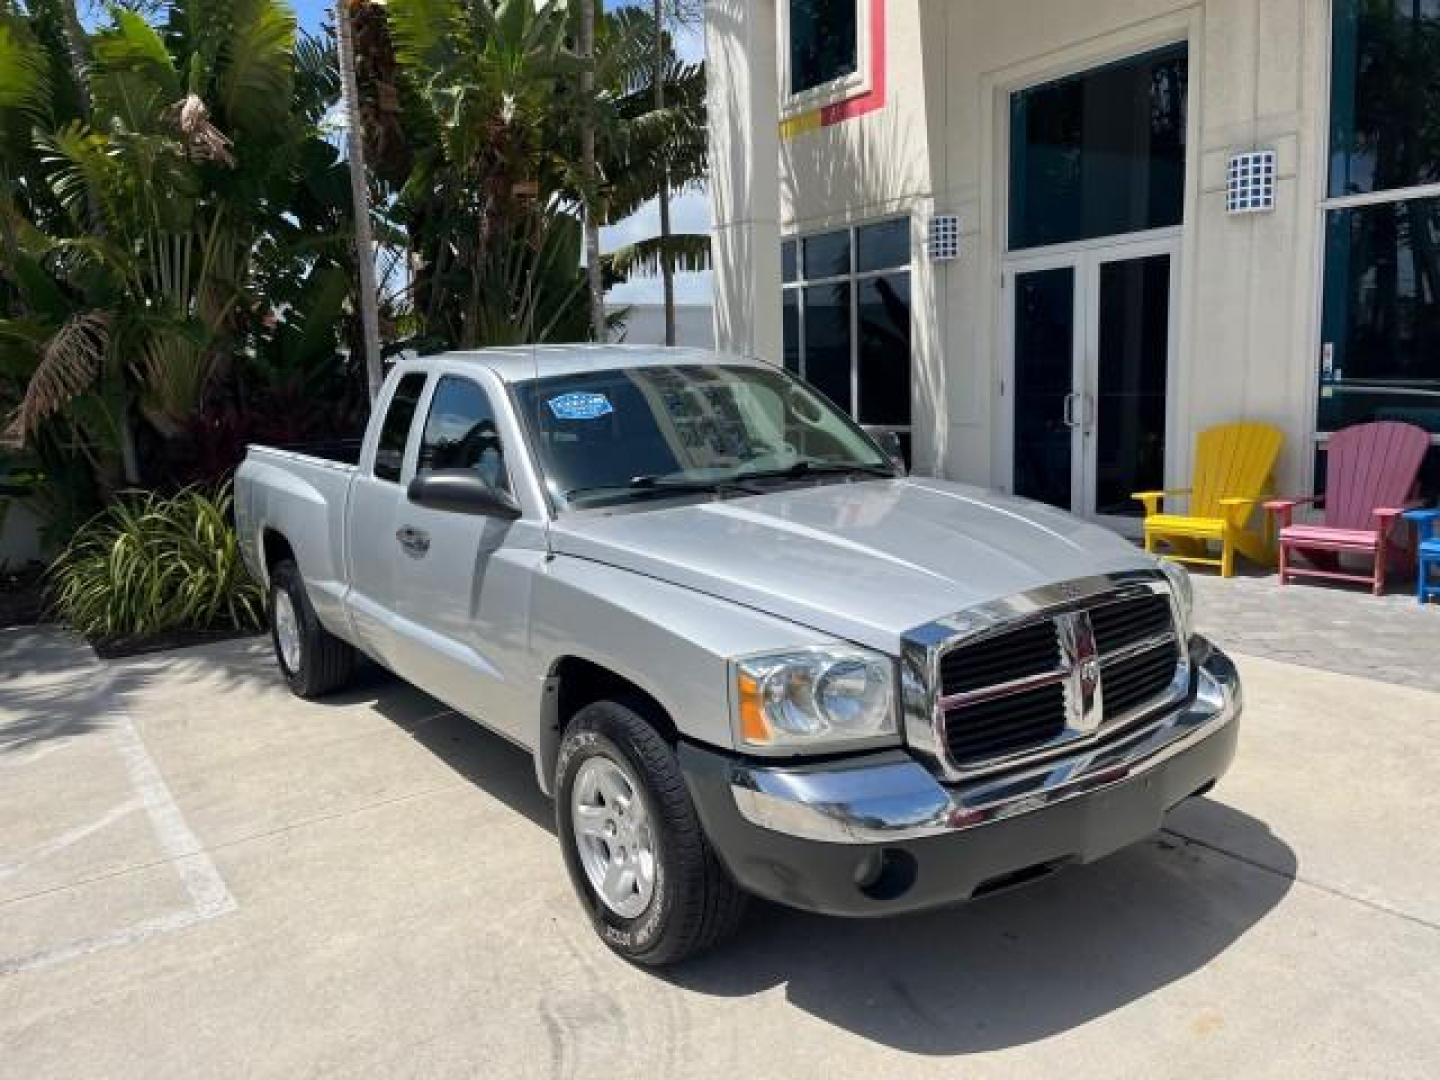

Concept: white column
[[706, 0, 783, 360]]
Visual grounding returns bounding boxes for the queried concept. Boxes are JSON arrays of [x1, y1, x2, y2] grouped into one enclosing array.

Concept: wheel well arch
[[536, 655, 678, 797], [261, 529, 295, 582]]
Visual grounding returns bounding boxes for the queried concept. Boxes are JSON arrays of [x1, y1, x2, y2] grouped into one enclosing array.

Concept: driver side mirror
[[407, 469, 522, 519], [875, 430, 908, 476]]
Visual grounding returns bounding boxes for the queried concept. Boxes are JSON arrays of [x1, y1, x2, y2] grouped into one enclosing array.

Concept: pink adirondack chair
[[1265, 421, 1430, 595]]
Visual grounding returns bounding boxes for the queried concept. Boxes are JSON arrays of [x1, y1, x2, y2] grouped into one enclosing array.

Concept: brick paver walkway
[[1193, 570, 1440, 694]]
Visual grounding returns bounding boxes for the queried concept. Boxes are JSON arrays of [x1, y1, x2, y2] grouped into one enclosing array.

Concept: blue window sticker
[[548, 392, 614, 421]]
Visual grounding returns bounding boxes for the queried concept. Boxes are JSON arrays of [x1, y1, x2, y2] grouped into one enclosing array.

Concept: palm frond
[[218, 0, 298, 140], [165, 92, 235, 165], [0, 13, 51, 122], [607, 232, 710, 280], [13, 310, 112, 438], [383, 0, 467, 74]]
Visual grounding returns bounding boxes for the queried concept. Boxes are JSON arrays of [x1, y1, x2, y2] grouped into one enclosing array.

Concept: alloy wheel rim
[[273, 590, 302, 673], [570, 755, 657, 919]]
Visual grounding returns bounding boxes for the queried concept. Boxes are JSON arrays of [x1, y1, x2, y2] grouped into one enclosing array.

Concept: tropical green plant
[[597, 0, 711, 344], [350, 0, 594, 349], [0, 1, 359, 503], [348, 0, 709, 351], [48, 481, 264, 641]]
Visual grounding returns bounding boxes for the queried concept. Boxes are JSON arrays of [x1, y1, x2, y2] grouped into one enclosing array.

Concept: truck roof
[[417, 345, 766, 384]]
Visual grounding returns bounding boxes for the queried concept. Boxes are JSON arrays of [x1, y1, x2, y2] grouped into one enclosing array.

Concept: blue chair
[[1405, 509, 1440, 604]]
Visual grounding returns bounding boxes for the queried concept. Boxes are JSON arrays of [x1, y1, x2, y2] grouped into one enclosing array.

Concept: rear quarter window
[[373, 373, 427, 482]]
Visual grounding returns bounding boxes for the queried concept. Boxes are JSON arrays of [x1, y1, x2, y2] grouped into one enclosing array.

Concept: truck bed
[[235, 443, 363, 636], [258, 438, 364, 467]]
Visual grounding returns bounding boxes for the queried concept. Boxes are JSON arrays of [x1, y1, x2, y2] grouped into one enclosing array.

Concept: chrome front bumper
[[729, 638, 1240, 845]]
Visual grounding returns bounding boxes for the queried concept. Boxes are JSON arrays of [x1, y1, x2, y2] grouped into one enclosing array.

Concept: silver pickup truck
[[235, 346, 1241, 965]]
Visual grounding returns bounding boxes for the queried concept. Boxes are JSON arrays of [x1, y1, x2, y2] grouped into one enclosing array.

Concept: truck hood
[[550, 477, 1156, 653]]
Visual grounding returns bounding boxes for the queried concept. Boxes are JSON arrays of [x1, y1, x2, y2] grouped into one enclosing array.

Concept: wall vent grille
[[927, 215, 961, 261], [1227, 150, 1276, 214]]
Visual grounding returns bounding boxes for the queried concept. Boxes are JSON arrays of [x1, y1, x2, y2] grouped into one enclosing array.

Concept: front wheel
[[556, 700, 747, 965], [269, 559, 358, 699]]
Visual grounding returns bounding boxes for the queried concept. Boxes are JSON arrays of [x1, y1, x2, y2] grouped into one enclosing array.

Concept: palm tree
[[595, 5, 710, 329], [579, 0, 604, 340], [1, 1, 355, 495], [652, 0, 674, 345], [334, 0, 385, 400], [351, 0, 595, 349]]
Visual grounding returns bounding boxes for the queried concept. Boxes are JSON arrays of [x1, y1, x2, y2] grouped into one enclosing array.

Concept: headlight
[[732, 647, 897, 751], [1158, 559, 1194, 641]]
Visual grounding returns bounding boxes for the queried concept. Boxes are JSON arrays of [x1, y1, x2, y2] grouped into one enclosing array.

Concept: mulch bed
[[2, 565, 265, 657], [90, 625, 266, 660]]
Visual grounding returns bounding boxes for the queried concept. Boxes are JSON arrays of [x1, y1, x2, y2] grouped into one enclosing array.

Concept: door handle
[[1062, 393, 1079, 428], [396, 525, 431, 557]]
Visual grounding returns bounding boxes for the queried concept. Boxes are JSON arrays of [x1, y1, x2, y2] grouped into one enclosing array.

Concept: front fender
[[530, 557, 839, 791]]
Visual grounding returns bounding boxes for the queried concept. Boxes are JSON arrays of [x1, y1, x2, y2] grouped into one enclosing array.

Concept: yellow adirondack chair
[[1133, 422, 1284, 577]]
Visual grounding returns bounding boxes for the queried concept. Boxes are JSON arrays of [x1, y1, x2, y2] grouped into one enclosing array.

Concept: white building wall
[[706, 0, 784, 361], [710, 0, 1333, 496]]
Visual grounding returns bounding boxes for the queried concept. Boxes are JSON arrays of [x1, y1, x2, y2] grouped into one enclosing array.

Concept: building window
[[788, 0, 859, 97], [1329, 0, 1440, 197], [1008, 43, 1188, 251], [781, 219, 912, 459], [1322, 2, 1440, 451]]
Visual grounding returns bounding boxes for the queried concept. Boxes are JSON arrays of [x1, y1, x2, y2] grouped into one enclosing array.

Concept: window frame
[[1317, 0, 1440, 450], [779, 0, 871, 115], [781, 216, 913, 443]]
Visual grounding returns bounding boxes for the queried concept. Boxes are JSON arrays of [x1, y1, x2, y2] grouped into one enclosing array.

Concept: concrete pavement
[[1, 627, 1437, 1078]]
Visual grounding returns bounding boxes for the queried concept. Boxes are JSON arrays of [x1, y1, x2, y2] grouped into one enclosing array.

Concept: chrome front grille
[[938, 620, 1061, 694], [1090, 593, 1174, 654], [934, 587, 1184, 775]]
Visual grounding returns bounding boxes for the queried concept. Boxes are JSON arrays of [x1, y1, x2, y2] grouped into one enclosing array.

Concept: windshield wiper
[[563, 475, 755, 505], [731, 460, 896, 484], [562, 462, 891, 506]]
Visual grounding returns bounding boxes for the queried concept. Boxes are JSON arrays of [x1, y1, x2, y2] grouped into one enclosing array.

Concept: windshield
[[513, 363, 894, 508]]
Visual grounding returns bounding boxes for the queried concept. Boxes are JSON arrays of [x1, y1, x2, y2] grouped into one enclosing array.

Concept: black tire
[[269, 559, 358, 699], [556, 699, 747, 966]]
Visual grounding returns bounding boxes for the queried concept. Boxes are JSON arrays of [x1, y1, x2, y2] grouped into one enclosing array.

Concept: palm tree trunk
[[653, 0, 676, 346], [60, 1, 141, 484], [57, 1, 93, 118], [336, 0, 386, 403], [581, 0, 605, 341]]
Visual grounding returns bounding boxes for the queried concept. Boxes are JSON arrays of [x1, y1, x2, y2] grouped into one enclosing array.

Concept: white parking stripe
[[0, 906, 219, 977], [106, 676, 237, 918], [0, 798, 142, 882], [0, 636, 237, 977]]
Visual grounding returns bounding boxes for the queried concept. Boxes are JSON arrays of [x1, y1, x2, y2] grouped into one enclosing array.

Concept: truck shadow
[[345, 665, 1296, 1056], [664, 800, 1295, 1054], [337, 663, 558, 835]]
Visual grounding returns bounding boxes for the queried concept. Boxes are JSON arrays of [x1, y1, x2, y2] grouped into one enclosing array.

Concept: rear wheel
[[556, 699, 747, 966], [269, 559, 357, 699]]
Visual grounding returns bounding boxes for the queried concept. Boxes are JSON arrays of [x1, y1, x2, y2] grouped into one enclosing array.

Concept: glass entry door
[[1005, 240, 1176, 530]]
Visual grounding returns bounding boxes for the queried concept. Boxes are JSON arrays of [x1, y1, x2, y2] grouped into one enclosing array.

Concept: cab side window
[[373, 373, 427, 483], [417, 376, 509, 493]]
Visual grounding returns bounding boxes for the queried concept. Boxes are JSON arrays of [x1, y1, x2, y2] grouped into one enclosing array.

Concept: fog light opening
[[854, 848, 918, 902]]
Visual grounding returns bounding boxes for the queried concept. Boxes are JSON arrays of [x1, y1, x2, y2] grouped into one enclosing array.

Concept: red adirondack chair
[[1265, 421, 1430, 594]]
